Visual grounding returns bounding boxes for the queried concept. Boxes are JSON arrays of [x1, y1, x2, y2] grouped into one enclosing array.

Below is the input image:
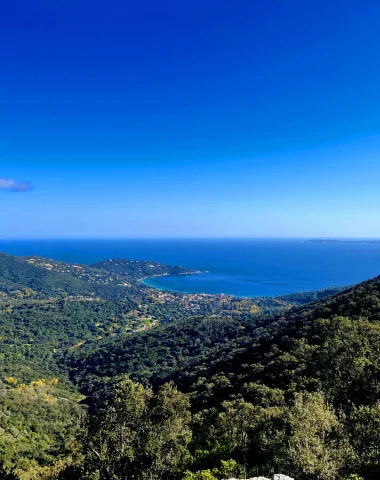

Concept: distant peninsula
[[305, 239, 380, 244]]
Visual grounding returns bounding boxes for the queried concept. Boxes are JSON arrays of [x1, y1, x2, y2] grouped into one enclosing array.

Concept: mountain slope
[[65, 274, 380, 479], [69, 274, 380, 408], [1, 252, 379, 479]]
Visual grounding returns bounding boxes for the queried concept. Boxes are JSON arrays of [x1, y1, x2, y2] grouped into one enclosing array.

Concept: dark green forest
[[0, 252, 377, 479]]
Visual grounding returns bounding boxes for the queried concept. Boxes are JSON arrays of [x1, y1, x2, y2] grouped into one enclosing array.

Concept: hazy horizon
[[2, 236, 380, 241]]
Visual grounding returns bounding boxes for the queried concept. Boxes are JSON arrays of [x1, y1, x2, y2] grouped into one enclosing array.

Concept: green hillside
[[68, 275, 380, 479], [0, 252, 378, 479], [93, 257, 197, 279]]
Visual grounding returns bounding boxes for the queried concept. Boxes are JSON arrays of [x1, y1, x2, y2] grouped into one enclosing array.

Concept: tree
[[314, 316, 380, 407], [182, 470, 217, 480], [350, 401, 380, 478], [144, 382, 192, 479], [81, 377, 152, 479], [79, 377, 191, 480], [218, 399, 261, 455], [283, 391, 349, 480]]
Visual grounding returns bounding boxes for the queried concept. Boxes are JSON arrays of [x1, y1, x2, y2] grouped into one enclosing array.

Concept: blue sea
[[1, 238, 380, 297]]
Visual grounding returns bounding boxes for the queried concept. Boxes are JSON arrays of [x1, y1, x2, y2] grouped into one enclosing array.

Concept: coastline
[[140, 270, 207, 294], [140, 271, 269, 298], [5, 238, 380, 298]]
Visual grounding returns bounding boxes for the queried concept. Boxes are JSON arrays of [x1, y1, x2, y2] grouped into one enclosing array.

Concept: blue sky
[[1, 0, 380, 238]]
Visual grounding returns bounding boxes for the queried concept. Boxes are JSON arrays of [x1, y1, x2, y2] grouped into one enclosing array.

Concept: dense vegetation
[[0, 252, 378, 479]]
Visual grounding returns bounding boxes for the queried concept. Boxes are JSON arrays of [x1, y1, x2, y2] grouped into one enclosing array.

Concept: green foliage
[[349, 401, 380, 477], [0, 298, 137, 382], [1, 252, 380, 479], [219, 459, 240, 478], [181, 459, 240, 480], [283, 392, 350, 480], [182, 470, 218, 480], [78, 377, 192, 480], [93, 258, 194, 279], [0, 379, 82, 479]]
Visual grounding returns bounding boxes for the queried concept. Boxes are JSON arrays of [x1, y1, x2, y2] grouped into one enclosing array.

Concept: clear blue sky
[[1, 0, 380, 238]]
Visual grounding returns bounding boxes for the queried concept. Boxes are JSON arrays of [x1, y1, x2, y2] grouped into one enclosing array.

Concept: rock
[[226, 475, 293, 480]]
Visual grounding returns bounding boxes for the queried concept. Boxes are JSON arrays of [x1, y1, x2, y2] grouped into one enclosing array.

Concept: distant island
[[305, 239, 380, 244]]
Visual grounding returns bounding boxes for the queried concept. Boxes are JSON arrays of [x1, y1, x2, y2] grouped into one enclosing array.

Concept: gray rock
[[226, 476, 293, 480], [250, 477, 271, 480]]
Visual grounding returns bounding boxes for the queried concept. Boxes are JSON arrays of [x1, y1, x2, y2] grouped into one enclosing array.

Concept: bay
[[1, 238, 380, 297]]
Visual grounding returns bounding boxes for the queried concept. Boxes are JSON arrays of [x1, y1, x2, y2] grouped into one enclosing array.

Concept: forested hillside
[[0, 253, 378, 479], [68, 276, 380, 480]]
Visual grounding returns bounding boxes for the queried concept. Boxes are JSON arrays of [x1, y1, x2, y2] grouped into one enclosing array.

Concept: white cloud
[[0, 178, 32, 192]]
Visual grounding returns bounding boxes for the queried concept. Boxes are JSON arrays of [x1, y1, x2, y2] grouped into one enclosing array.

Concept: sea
[[1, 238, 380, 298]]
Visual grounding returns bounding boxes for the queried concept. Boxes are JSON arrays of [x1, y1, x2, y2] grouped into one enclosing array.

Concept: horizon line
[[2, 236, 380, 241]]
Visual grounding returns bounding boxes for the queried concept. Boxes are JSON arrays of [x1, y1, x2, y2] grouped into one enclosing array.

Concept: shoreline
[[140, 270, 205, 286], [140, 270, 205, 281], [140, 272, 348, 300], [140, 270, 216, 296]]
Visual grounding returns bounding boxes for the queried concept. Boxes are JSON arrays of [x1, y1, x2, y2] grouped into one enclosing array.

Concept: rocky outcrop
[[227, 475, 294, 480]]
